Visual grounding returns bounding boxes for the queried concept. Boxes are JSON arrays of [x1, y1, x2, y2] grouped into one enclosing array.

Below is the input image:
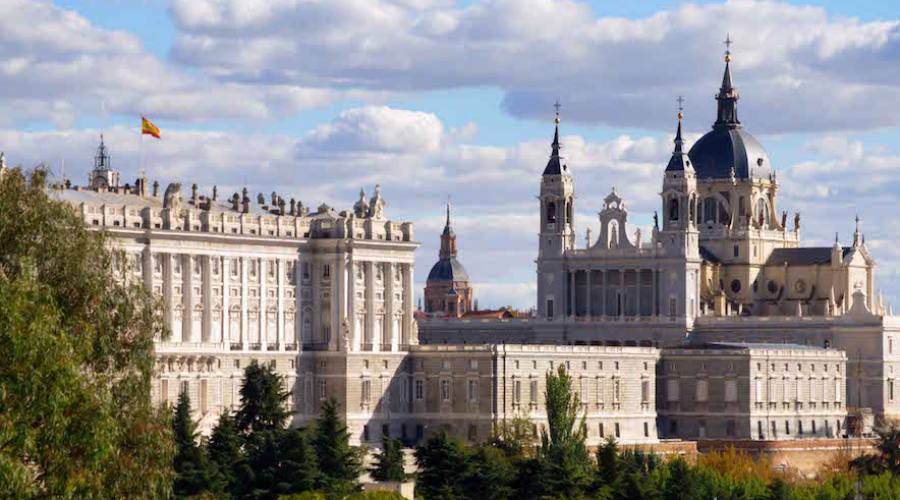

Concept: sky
[[2, 0, 899, 310]]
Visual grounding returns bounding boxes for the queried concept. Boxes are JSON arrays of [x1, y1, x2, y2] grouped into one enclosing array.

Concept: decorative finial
[[676, 95, 684, 121], [723, 33, 733, 62], [835, 232, 839, 244], [446, 195, 452, 226], [553, 99, 561, 124]]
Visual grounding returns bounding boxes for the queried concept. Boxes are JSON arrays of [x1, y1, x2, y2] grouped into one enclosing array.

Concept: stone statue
[[191, 183, 198, 204], [162, 183, 182, 210], [781, 211, 787, 229], [212, 185, 218, 201], [369, 184, 385, 219], [585, 227, 592, 248], [152, 180, 159, 197], [290, 198, 297, 216], [257, 193, 265, 205], [341, 319, 351, 351], [634, 228, 642, 247], [653, 211, 659, 229], [794, 212, 800, 231]]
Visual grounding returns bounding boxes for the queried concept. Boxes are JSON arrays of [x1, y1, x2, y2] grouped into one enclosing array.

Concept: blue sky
[[2, 0, 899, 310]]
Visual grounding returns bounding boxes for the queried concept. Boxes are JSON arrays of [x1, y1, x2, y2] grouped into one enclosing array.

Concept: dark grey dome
[[427, 257, 469, 282], [687, 127, 771, 180]]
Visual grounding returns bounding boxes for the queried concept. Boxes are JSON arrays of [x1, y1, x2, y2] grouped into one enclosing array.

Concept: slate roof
[[765, 247, 851, 266], [426, 257, 470, 282], [699, 245, 721, 264], [687, 127, 771, 180]]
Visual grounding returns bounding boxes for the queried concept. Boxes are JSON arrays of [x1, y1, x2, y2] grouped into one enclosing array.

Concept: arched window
[[546, 201, 557, 224], [565, 199, 573, 225], [668, 197, 679, 221]]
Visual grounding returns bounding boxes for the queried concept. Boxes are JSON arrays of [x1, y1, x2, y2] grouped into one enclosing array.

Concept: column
[[365, 261, 375, 351], [335, 254, 345, 351], [568, 270, 575, 318], [586, 269, 592, 319], [385, 262, 396, 352], [222, 257, 231, 346], [402, 263, 413, 346], [240, 257, 249, 351], [652, 269, 658, 317], [635, 269, 641, 318], [202, 255, 212, 342], [163, 253, 174, 341], [310, 262, 320, 346], [619, 269, 625, 317], [600, 270, 607, 317], [184, 255, 196, 342], [277, 259, 285, 350], [348, 260, 358, 352], [260, 259, 268, 350]]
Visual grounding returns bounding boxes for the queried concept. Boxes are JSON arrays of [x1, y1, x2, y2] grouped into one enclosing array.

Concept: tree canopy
[[0, 167, 174, 497]]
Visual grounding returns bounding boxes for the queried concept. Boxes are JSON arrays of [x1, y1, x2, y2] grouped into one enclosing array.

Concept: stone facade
[[659, 343, 847, 441]]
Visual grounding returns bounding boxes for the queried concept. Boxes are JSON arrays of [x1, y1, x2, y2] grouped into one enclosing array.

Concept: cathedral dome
[[427, 257, 469, 282], [687, 127, 771, 180]]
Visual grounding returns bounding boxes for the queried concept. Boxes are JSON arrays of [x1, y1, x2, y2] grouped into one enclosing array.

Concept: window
[[599, 423, 605, 437], [614, 423, 621, 438], [467, 380, 478, 403], [415, 380, 424, 400], [362, 379, 371, 404], [726, 420, 735, 437], [667, 380, 680, 401], [613, 378, 620, 402], [469, 359, 478, 370], [513, 379, 522, 404], [317, 379, 327, 401], [755, 379, 763, 403], [725, 379, 738, 402], [696, 380, 708, 402], [440, 380, 451, 401], [641, 380, 650, 403], [468, 424, 478, 441], [668, 297, 677, 318], [668, 197, 679, 221], [302, 263, 310, 280], [322, 264, 331, 279], [546, 201, 557, 223], [785, 420, 791, 435], [546, 298, 555, 318], [890, 380, 895, 402], [643, 422, 649, 438], [530, 380, 539, 404]]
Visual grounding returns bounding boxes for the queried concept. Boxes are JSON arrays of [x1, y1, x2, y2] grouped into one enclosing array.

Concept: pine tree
[[312, 399, 362, 494], [277, 428, 320, 494], [207, 411, 243, 494], [172, 391, 221, 497], [236, 361, 290, 434], [414, 432, 470, 500], [371, 436, 406, 482], [463, 445, 515, 500]]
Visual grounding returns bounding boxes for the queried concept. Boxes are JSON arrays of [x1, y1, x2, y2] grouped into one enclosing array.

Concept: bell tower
[[537, 104, 575, 319]]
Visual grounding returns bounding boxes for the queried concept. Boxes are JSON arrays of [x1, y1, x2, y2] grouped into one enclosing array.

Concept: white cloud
[[169, 0, 900, 133]]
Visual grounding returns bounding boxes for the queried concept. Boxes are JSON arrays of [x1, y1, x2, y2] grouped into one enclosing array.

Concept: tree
[[236, 361, 290, 434], [172, 391, 222, 497], [533, 365, 592, 498], [207, 411, 244, 494], [370, 437, 406, 482], [852, 425, 900, 476], [277, 428, 320, 494], [0, 168, 173, 497], [491, 415, 536, 459], [414, 432, 470, 500], [313, 399, 362, 494], [463, 445, 516, 500]]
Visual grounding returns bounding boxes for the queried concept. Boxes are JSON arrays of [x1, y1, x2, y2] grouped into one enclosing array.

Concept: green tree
[[277, 428, 320, 494], [236, 361, 290, 434], [491, 415, 537, 459], [207, 411, 244, 494], [534, 364, 593, 498], [0, 168, 173, 497], [172, 391, 222, 497], [370, 437, 406, 482], [414, 432, 470, 500], [464, 445, 516, 500], [313, 399, 362, 494]]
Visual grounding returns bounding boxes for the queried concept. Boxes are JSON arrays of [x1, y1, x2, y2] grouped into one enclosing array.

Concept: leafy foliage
[[0, 168, 173, 497], [236, 360, 290, 434]]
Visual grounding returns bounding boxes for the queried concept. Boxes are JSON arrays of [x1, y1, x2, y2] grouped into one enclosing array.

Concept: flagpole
[[140, 119, 145, 178]]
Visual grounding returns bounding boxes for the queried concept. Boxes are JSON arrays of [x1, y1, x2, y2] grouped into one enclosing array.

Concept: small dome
[[687, 127, 771, 180], [427, 257, 469, 282]]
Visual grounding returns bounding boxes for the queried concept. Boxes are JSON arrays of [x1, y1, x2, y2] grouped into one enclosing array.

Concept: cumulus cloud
[[0, 0, 342, 126], [169, 0, 900, 133]]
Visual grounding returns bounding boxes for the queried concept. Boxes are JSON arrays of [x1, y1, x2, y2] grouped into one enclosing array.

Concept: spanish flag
[[141, 116, 161, 139]]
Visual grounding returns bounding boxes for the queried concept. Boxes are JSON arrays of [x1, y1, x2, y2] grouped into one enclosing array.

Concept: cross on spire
[[723, 33, 733, 61], [553, 99, 561, 125], [676, 95, 684, 120]]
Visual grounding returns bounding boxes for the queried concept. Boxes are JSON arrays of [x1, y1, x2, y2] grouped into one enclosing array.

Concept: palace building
[[29, 44, 898, 447]]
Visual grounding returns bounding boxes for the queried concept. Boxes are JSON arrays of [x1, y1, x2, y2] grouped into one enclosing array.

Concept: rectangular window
[[513, 379, 522, 404], [726, 420, 735, 437], [441, 380, 451, 402], [725, 379, 738, 402], [467, 380, 478, 403], [755, 379, 763, 403], [200, 379, 208, 413], [362, 379, 371, 404], [302, 263, 310, 280], [835, 379, 841, 402], [696, 380, 708, 402], [160, 379, 169, 403], [546, 298, 555, 318], [641, 380, 650, 403], [415, 380, 424, 401], [615, 423, 621, 438], [668, 297, 677, 318], [530, 380, 539, 404], [322, 264, 331, 279], [613, 378, 621, 402], [643, 422, 649, 438], [599, 423, 605, 438], [317, 379, 327, 401], [890, 380, 895, 402], [667, 379, 680, 402]]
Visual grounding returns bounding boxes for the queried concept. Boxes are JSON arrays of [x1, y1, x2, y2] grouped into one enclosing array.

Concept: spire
[[665, 97, 693, 172], [94, 134, 111, 170], [439, 199, 458, 258], [853, 214, 862, 247], [714, 34, 741, 129], [543, 100, 565, 175]]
